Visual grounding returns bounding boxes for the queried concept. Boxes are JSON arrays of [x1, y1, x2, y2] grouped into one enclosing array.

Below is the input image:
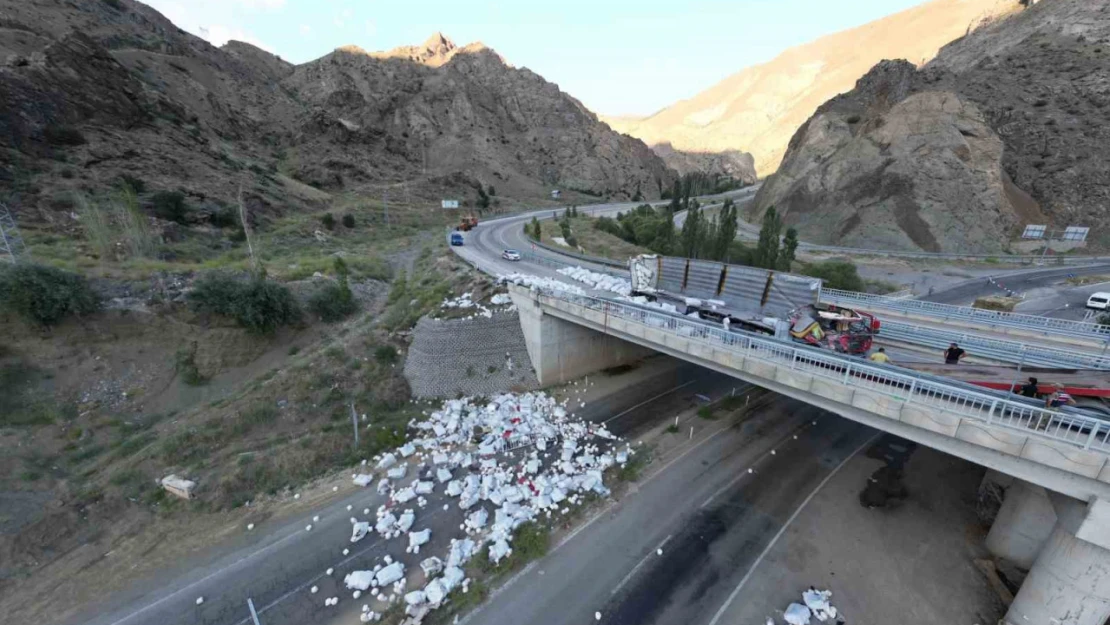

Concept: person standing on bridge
[[722, 316, 731, 333], [869, 347, 891, 364], [1020, 377, 1040, 398], [1045, 383, 1076, 409], [943, 342, 966, 365]]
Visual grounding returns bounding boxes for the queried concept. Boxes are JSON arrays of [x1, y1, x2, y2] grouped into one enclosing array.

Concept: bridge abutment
[[511, 288, 653, 385]]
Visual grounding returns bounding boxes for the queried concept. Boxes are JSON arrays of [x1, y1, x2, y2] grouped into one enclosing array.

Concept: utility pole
[[0, 203, 27, 264]]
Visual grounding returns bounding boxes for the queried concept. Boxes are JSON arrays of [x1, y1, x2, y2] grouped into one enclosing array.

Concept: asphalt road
[[921, 263, 1110, 313], [84, 362, 739, 625], [457, 403, 872, 625]]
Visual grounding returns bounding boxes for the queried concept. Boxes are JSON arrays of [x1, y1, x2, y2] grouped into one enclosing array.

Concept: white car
[[1087, 292, 1110, 311], [501, 249, 522, 262]]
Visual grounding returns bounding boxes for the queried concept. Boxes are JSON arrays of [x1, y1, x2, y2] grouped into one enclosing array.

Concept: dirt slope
[[0, 1, 673, 236], [603, 0, 1022, 177], [754, 0, 1110, 253]]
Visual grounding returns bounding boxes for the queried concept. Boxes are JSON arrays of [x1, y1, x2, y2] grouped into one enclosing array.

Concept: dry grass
[[538, 215, 649, 262], [973, 296, 1021, 312]]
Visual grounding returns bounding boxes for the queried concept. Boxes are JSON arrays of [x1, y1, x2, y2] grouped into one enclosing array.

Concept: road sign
[[1021, 224, 1047, 239], [1062, 226, 1090, 242], [441, 200, 459, 209]]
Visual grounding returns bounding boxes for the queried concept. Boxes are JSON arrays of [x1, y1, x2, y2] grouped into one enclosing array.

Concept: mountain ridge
[[0, 0, 673, 237], [602, 0, 1023, 177]]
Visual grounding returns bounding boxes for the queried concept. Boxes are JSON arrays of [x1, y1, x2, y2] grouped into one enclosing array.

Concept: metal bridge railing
[[824, 288, 1110, 340], [880, 320, 1110, 370], [533, 288, 1110, 454]]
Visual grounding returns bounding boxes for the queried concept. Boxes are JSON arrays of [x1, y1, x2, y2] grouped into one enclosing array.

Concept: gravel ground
[[717, 437, 1003, 625]]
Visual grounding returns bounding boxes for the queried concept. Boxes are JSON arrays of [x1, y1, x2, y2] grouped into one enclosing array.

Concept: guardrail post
[[790, 352, 798, 370], [986, 400, 998, 424], [906, 379, 917, 403], [842, 363, 852, 385], [1085, 423, 1100, 450]]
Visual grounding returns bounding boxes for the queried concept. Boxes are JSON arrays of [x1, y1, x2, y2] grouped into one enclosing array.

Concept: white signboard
[[1021, 224, 1047, 240], [1062, 226, 1090, 242], [441, 200, 460, 209]]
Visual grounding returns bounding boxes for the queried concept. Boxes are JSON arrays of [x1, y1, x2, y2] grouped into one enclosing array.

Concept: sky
[[140, 0, 929, 117]]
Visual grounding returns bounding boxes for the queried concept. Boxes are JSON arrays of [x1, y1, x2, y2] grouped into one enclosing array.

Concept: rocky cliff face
[[0, 2, 673, 231], [636, 142, 757, 184], [603, 0, 1023, 177], [284, 34, 672, 198], [754, 0, 1108, 253]]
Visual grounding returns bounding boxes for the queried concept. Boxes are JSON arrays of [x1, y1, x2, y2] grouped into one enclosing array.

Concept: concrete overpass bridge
[[508, 284, 1110, 625]]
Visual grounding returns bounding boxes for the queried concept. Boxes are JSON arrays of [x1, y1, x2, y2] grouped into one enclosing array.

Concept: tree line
[[595, 200, 798, 270]]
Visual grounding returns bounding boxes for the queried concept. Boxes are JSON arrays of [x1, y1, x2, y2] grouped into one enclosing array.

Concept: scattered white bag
[[784, 603, 811, 625], [350, 521, 370, 543]]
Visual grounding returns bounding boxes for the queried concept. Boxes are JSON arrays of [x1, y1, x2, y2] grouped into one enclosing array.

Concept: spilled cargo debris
[[328, 391, 630, 620]]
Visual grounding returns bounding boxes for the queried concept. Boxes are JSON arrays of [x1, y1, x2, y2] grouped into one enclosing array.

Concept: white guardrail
[[536, 288, 1110, 454], [880, 320, 1110, 370], [512, 249, 1106, 369], [824, 288, 1110, 341]]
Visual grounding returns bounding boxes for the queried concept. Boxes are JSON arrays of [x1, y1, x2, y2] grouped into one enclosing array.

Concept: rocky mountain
[[0, 1, 673, 234], [602, 0, 1022, 178], [753, 0, 1110, 253], [639, 142, 757, 184]]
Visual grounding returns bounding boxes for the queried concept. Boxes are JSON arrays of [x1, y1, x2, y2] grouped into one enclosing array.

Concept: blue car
[[450, 232, 464, 246]]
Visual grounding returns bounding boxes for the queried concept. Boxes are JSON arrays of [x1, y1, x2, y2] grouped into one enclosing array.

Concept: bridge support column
[[985, 480, 1056, 569], [1004, 523, 1110, 625], [1004, 497, 1110, 625], [511, 288, 653, 385]]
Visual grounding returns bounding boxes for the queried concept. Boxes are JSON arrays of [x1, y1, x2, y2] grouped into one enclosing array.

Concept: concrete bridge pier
[[511, 289, 653, 385], [1003, 498, 1110, 625], [985, 479, 1057, 569]]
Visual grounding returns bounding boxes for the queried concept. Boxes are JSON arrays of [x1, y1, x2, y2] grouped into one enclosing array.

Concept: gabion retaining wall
[[403, 311, 538, 398]]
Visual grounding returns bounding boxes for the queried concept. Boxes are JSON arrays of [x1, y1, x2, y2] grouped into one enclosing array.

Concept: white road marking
[[601, 380, 697, 425], [699, 422, 813, 509], [611, 534, 673, 595], [105, 521, 311, 625], [706, 433, 879, 625], [231, 507, 448, 624]]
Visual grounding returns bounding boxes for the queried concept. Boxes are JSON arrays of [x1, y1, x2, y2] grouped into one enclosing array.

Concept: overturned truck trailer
[[628, 255, 877, 354]]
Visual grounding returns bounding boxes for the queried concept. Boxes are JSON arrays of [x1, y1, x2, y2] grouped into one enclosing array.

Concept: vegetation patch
[[973, 296, 1021, 312], [0, 263, 100, 326], [307, 258, 359, 322], [189, 272, 302, 334]]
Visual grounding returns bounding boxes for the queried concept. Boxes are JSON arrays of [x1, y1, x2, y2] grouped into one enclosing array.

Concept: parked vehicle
[[450, 232, 464, 246], [501, 249, 522, 261], [1086, 292, 1110, 311]]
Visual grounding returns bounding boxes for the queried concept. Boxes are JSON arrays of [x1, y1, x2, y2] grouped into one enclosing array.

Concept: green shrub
[[43, 125, 86, 146], [174, 343, 206, 385], [799, 260, 865, 292], [209, 206, 238, 228], [321, 213, 336, 230], [342, 213, 356, 228], [308, 282, 357, 322], [189, 272, 302, 335], [1098, 313, 1110, 326], [374, 345, 398, 364], [151, 191, 189, 224], [118, 173, 146, 193], [0, 263, 99, 326], [308, 257, 358, 322], [697, 406, 717, 420]]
